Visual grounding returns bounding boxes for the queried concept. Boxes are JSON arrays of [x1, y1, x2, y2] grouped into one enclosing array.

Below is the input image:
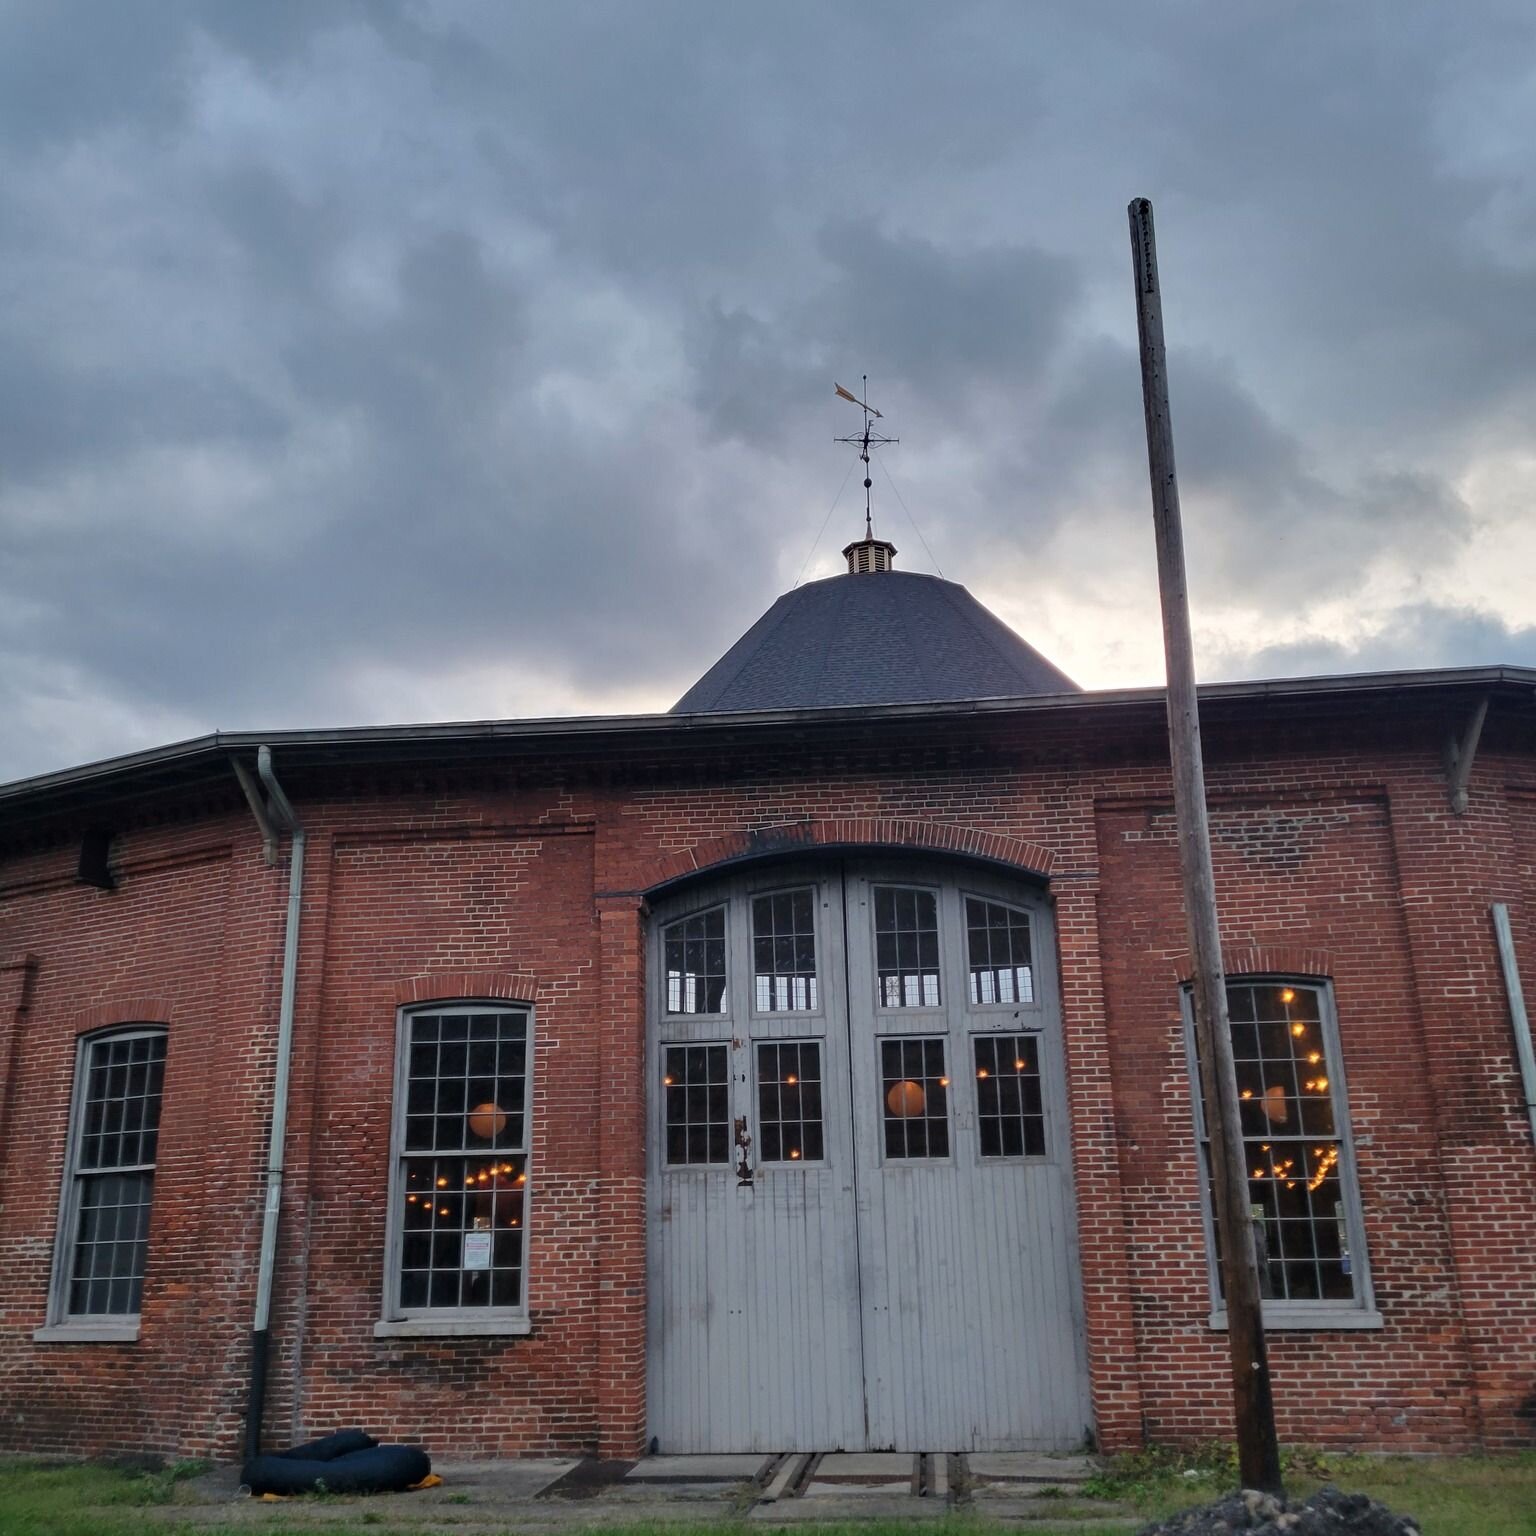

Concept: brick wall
[[1, 699, 1532, 1459]]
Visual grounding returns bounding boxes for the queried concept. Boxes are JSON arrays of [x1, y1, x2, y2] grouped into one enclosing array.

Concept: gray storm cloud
[[1, 1, 1534, 779]]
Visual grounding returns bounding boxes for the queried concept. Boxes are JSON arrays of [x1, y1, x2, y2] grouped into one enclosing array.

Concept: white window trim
[[37, 1025, 167, 1343], [378, 1000, 536, 1338], [1183, 977, 1382, 1332]]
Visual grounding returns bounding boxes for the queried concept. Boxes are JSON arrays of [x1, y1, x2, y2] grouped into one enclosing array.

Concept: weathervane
[[834, 377, 898, 538]]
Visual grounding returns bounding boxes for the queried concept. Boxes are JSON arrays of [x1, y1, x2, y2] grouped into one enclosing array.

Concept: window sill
[[33, 1322, 141, 1344], [373, 1317, 532, 1339], [1208, 1307, 1383, 1332]]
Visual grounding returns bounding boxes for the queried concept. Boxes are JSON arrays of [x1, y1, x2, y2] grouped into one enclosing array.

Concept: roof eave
[[1, 663, 1532, 820]]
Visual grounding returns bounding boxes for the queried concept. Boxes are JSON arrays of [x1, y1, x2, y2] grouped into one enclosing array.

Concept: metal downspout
[[1492, 903, 1536, 1150], [241, 747, 305, 1461]]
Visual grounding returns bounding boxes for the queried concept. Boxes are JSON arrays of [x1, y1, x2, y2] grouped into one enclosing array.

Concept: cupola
[[842, 536, 897, 574]]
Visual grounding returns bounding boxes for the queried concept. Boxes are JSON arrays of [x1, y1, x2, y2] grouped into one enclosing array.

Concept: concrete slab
[[966, 1451, 1096, 1482], [598, 1481, 751, 1503], [803, 1480, 911, 1496], [814, 1451, 915, 1481], [624, 1454, 769, 1482], [430, 1458, 577, 1498]]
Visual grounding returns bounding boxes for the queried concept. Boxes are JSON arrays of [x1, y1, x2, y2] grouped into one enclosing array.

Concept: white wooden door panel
[[646, 860, 1091, 1452]]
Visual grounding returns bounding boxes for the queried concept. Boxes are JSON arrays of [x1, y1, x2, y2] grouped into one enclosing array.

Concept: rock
[[1136, 1484, 1420, 1536]]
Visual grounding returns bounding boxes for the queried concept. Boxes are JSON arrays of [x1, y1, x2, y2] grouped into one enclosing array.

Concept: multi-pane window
[[966, 898, 1035, 1006], [58, 1029, 167, 1319], [394, 1007, 531, 1313], [875, 886, 941, 1008], [880, 1037, 950, 1159], [756, 1042, 824, 1163], [974, 1035, 1045, 1158], [664, 907, 727, 1015], [753, 890, 819, 1012], [1191, 980, 1369, 1309], [663, 1044, 731, 1165]]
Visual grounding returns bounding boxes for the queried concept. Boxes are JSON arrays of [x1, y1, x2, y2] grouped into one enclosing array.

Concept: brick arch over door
[[631, 818, 1057, 897]]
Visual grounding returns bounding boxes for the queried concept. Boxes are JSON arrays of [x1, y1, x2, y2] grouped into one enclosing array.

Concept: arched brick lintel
[[1172, 944, 1334, 985], [635, 818, 1056, 896], [68, 997, 177, 1036], [392, 971, 542, 1007]]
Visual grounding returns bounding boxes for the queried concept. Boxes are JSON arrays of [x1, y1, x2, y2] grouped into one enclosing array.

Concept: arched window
[[44, 1026, 168, 1339], [1185, 979, 1379, 1328]]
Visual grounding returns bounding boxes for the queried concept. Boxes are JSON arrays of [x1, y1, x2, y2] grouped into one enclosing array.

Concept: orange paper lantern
[[468, 1101, 507, 1139], [886, 1080, 926, 1118]]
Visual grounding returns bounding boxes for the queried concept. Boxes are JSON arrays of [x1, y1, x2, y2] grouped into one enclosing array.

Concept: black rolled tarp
[[241, 1429, 432, 1497]]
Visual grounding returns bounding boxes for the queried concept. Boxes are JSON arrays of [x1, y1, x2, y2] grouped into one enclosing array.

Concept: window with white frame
[[387, 1004, 533, 1318], [53, 1027, 168, 1323], [1187, 979, 1375, 1320]]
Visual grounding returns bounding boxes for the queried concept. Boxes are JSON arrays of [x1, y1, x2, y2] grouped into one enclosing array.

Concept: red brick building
[[2, 539, 1534, 1461]]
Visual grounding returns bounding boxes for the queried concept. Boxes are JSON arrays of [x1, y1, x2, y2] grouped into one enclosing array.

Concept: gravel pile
[[1137, 1486, 1421, 1536]]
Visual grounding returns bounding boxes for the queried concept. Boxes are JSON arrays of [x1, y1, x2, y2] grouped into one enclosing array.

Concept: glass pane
[[405, 1009, 529, 1157], [880, 1037, 950, 1159], [966, 898, 1035, 1006], [663, 1043, 731, 1165], [756, 1041, 823, 1163], [69, 1171, 154, 1315], [1206, 981, 1354, 1303], [79, 1034, 167, 1171], [974, 1035, 1046, 1157], [752, 890, 820, 1012], [664, 907, 728, 1015], [398, 1154, 526, 1310], [874, 887, 941, 1009]]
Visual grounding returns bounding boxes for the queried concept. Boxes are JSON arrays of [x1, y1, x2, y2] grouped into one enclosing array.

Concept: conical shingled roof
[[672, 567, 1078, 714]]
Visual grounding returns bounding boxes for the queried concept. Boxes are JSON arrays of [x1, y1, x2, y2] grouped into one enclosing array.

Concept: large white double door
[[646, 858, 1091, 1452]]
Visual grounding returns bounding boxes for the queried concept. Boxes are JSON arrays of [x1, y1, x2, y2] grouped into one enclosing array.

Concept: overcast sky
[[3, 2, 1535, 782]]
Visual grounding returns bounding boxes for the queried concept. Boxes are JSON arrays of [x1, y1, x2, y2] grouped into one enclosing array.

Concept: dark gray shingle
[[672, 570, 1078, 713]]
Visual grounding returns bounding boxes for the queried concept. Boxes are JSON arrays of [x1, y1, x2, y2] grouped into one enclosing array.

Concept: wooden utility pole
[[1127, 197, 1283, 1495]]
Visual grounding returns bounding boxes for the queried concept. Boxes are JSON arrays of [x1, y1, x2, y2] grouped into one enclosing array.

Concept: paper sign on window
[[462, 1231, 492, 1271]]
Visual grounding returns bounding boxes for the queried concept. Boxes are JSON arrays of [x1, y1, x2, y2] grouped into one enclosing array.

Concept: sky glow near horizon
[[3, 1, 1536, 781]]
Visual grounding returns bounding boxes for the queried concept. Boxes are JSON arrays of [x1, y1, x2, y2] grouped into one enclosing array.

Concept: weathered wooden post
[[1128, 196, 1284, 1495]]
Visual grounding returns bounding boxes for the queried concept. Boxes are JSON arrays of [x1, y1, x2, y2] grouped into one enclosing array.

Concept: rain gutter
[[1492, 903, 1536, 1151], [237, 747, 305, 1460]]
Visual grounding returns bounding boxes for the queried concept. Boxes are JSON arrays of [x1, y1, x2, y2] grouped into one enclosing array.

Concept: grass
[[1082, 1442, 1536, 1534], [1, 1448, 1533, 1536]]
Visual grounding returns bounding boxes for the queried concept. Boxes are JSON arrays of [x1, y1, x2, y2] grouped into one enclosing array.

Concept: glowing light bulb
[[785, 1075, 797, 1085], [436, 1177, 448, 1188], [1240, 1089, 1254, 1100], [977, 1068, 990, 1079], [1014, 1059, 1026, 1070], [1280, 988, 1296, 1004], [789, 1149, 801, 1160], [1291, 1023, 1306, 1037], [663, 1075, 674, 1086]]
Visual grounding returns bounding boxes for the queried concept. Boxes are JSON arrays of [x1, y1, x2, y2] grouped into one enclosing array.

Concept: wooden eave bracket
[[1443, 693, 1490, 816]]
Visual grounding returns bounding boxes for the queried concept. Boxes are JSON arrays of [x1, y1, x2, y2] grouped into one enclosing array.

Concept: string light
[[1291, 1023, 1307, 1037], [1279, 988, 1296, 1004]]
